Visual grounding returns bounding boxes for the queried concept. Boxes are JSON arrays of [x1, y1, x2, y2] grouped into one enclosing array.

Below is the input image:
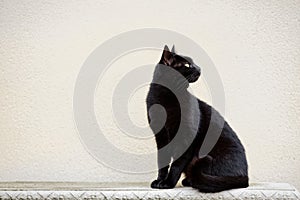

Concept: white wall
[[0, 0, 300, 189]]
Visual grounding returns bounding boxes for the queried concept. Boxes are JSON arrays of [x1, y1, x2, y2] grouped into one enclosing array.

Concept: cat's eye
[[184, 63, 190, 67]]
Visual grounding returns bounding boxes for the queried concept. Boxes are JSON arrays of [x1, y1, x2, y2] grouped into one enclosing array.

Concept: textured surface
[[0, 0, 300, 190], [0, 182, 299, 200]]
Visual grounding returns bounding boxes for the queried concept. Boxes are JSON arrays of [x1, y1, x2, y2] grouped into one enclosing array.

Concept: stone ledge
[[0, 182, 299, 200]]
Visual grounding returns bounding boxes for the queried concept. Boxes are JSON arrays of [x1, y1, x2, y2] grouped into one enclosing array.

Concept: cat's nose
[[194, 65, 201, 73], [196, 66, 201, 75]]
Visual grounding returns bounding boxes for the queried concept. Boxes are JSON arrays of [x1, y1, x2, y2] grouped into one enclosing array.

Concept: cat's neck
[[151, 64, 189, 94]]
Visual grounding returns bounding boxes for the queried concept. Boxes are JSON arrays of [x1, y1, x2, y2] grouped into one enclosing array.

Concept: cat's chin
[[188, 76, 200, 83], [189, 79, 198, 83], [187, 72, 200, 83]]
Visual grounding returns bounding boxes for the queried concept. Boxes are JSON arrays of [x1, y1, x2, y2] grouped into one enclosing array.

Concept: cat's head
[[159, 45, 201, 83]]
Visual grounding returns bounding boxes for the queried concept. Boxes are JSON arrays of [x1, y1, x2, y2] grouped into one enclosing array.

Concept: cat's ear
[[164, 45, 170, 52], [161, 45, 174, 66], [171, 45, 176, 53]]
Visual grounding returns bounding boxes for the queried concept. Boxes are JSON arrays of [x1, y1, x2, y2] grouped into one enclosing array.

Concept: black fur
[[146, 45, 248, 193]]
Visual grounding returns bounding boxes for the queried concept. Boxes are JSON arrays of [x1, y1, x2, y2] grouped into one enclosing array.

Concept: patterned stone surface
[[0, 182, 299, 200]]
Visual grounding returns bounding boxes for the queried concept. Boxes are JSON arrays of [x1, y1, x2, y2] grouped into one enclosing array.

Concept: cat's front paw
[[150, 179, 162, 188], [151, 179, 175, 189], [157, 179, 175, 189]]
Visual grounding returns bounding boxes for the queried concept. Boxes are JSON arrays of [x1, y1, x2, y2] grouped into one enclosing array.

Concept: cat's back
[[197, 99, 246, 152]]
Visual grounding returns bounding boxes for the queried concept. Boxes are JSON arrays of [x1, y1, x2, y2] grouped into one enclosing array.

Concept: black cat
[[146, 45, 248, 193]]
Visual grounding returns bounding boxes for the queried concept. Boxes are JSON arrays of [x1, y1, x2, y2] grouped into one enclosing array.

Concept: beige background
[[1, 0, 300, 190]]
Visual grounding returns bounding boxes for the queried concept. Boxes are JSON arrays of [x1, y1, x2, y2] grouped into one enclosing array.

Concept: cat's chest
[[148, 88, 199, 121], [162, 96, 200, 140], [163, 95, 199, 123]]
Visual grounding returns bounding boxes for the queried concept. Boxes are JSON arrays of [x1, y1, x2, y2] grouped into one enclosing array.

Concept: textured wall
[[0, 0, 300, 189]]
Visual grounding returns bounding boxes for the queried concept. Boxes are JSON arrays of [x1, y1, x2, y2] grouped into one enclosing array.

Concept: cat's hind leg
[[181, 178, 191, 187], [184, 156, 212, 187]]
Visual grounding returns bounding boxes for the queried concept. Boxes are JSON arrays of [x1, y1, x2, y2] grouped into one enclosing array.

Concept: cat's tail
[[192, 172, 249, 193], [189, 156, 249, 193]]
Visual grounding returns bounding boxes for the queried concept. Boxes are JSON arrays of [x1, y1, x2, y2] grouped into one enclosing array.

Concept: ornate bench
[[0, 182, 299, 200]]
